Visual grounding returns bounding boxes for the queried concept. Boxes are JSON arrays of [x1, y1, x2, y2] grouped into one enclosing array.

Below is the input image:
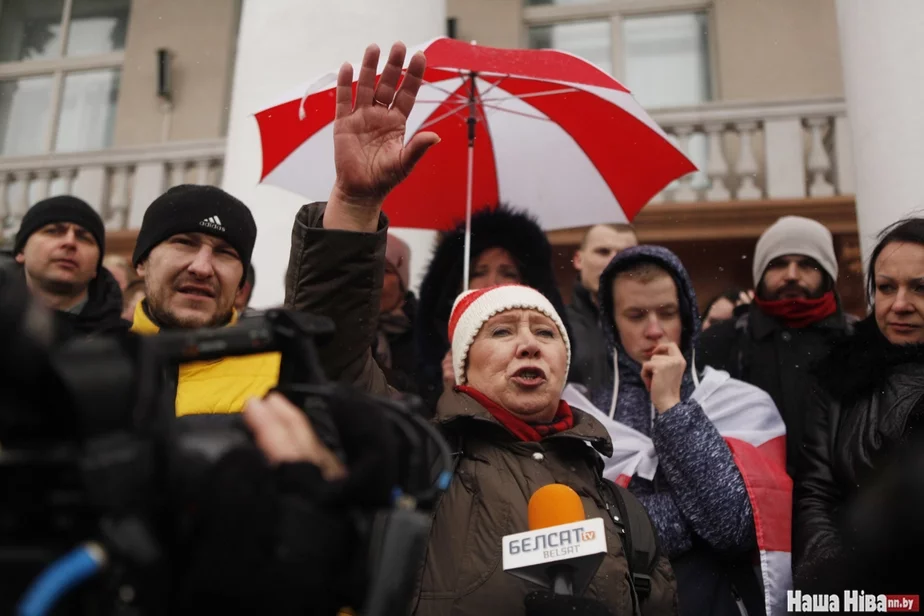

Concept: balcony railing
[[649, 96, 853, 203], [0, 139, 226, 241], [0, 97, 854, 240]]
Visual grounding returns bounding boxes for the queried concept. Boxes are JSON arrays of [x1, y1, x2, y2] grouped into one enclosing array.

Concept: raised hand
[[325, 42, 440, 232], [641, 342, 687, 414]]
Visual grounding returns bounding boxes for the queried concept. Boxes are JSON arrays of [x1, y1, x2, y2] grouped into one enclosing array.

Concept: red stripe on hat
[[447, 284, 535, 342], [447, 287, 494, 342]]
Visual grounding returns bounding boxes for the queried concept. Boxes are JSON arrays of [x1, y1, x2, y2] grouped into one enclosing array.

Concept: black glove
[[524, 591, 614, 616]]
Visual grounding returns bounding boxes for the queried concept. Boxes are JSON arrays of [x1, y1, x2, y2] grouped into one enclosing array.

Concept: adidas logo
[[199, 215, 225, 232]]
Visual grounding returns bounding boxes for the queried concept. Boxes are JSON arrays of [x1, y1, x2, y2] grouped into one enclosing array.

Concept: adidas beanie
[[448, 285, 571, 387], [132, 185, 257, 283]]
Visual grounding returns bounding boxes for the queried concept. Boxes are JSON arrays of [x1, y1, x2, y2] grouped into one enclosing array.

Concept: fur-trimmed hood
[[414, 205, 571, 405]]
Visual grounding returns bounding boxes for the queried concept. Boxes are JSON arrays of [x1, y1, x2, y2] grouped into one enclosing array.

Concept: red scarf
[[754, 291, 837, 329], [456, 385, 574, 442]]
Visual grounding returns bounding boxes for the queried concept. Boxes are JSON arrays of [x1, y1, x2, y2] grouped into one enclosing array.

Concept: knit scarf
[[457, 385, 574, 442], [754, 290, 837, 329]]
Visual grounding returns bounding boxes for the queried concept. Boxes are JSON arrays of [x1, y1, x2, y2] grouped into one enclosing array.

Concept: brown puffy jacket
[[285, 203, 678, 616]]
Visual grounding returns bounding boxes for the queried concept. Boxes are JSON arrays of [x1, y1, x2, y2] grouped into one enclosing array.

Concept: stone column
[[836, 0, 924, 268], [222, 0, 446, 307]]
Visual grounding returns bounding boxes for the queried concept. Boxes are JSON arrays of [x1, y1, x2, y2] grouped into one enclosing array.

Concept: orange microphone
[[529, 484, 586, 531], [503, 484, 608, 597]]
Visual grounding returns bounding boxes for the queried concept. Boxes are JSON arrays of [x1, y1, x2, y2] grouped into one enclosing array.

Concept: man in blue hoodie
[[578, 245, 790, 616]]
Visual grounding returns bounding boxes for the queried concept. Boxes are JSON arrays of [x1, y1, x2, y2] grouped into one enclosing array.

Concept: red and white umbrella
[[256, 38, 695, 280]]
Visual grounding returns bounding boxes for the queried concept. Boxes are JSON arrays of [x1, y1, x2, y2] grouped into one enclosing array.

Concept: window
[[524, 1, 713, 109], [0, 0, 129, 157], [527, 20, 612, 75], [525, 1, 712, 189]]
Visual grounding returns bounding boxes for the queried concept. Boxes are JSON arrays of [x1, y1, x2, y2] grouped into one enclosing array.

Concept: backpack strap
[[596, 477, 660, 612]]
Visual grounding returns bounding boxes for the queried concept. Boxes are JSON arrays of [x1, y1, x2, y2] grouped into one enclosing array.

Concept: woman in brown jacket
[[284, 42, 677, 616]]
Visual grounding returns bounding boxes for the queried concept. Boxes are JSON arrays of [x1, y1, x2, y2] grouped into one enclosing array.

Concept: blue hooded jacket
[[589, 245, 755, 560]]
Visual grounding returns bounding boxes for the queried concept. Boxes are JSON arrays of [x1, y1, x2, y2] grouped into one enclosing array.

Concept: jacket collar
[[749, 302, 850, 340], [570, 280, 598, 319], [435, 388, 613, 456], [131, 300, 239, 335], [814, 314, 924, 400]]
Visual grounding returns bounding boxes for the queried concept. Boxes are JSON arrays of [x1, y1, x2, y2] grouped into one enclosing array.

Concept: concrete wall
[[112, 0, 241, 146], [447, 0, 521, 47], [713, 0, 844, 101]]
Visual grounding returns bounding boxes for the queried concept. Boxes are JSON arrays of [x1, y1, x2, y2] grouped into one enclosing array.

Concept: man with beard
[[698, 216, 853, 476], [130, 184, 280, 417], [10, 196, 127, 342]]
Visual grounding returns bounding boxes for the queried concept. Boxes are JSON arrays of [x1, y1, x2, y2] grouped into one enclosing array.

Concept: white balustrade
[[649, 96, 853, 203], [703, 122, 730, 201], [0, 99, 856, 242], [0, 139, 225, 241], [805, 116, 836, 197]]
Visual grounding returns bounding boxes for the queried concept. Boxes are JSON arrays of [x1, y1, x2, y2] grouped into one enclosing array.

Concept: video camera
[[0, 264, 451, 616]]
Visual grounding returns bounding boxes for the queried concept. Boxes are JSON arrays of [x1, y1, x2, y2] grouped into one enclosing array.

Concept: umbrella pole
[[462, 71, 477, 293]]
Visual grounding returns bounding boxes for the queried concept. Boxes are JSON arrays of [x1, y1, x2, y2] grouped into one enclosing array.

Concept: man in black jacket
[[698, 216, 853, 476], [10, 195, 127, 342], [567, 223, 637, 392]]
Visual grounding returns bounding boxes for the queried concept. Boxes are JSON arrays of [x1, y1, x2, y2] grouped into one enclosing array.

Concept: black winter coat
[[565, 281, 611, 393], [0, 254, 129, 344], [52, 267, 130, 343], [697, 305, 852, 476], [793, 316, 924, 594]]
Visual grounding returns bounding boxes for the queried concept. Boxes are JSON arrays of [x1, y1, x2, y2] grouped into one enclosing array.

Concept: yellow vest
[[130, 303, 281, 417]]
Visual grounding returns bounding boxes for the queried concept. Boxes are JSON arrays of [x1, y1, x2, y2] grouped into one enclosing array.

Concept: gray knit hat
[[752, 216, 838, 287]]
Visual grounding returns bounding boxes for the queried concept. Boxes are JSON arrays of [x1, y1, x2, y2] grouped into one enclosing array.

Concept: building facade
[[0, 0, 866, 312]]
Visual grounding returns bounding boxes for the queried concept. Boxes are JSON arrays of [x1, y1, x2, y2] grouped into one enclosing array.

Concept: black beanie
[[132, 185, 257, 279], [14, 196, 106, 268]]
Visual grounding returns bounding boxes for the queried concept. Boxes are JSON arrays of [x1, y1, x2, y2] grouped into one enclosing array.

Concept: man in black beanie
[[129, 184, 279, 417], [10, 195, 127, 342]]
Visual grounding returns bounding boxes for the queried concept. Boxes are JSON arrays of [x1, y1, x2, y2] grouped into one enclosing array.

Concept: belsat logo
[[200, 216, 225, 232], [507, 526, 589, 555], [788, 591, 919, 612]]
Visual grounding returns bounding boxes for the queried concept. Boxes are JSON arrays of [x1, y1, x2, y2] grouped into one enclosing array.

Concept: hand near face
[[641, 342, 686, 414]]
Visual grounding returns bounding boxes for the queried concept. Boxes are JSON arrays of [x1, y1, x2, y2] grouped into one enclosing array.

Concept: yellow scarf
[[130, 302, 281, 417]]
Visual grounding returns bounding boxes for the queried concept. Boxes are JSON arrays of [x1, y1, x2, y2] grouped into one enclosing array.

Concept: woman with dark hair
[[415, 206, 573, 409], [794, 217, 924, 594]]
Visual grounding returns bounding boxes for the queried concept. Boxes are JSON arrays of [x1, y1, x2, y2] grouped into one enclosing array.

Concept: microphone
[[503, 484, 607, 597]]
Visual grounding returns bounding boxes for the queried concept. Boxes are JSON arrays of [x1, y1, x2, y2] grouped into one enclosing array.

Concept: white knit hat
[[752, 216, 838, 287], [448, 285, 571, 386]]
